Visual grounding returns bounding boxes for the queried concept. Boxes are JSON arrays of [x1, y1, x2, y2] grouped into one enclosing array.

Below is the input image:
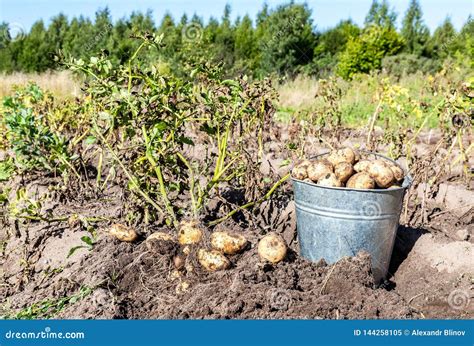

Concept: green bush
[[382, 53, 440, 77], [336, 25, 404, 79]]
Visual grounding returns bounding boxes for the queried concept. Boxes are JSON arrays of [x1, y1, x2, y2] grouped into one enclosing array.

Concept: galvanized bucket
[[292, 151, 412, 284]]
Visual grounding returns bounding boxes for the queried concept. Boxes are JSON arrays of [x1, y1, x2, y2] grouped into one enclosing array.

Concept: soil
[[0, 129, 473, 320]]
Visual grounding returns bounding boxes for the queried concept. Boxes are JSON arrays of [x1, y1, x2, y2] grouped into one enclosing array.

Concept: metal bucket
[[292, 151, 412, 283]]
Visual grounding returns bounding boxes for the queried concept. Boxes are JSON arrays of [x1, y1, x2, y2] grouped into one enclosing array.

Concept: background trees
[[0, 2, 471, 79]]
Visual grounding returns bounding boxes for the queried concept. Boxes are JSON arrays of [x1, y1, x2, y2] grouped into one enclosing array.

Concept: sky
[[0, 0, 473, 35]]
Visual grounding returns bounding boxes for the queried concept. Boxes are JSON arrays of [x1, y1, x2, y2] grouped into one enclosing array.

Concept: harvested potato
[[146, 232, 176, 254], [198, 249, 230, 271], [354, 160, 371, 173], [317, 173, 343, 187], [178, 220, 203, 245], [210, 231, 247, 255], [173, 254, 186, 270], [367, 160, 395, 188], [334, 162, 354, 183], [108, 224, 138, 242], [307, 159, 333, 182], [346, 172, 375, 189], [258, 233, 287, 264], [388, 184, 402, 189], [291, 160, 311, 180], [388, 164, 405, 182], [327, 147, 357, 166]]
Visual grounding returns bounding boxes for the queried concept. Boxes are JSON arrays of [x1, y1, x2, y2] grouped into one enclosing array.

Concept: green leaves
[[0, 159, 15, 181]]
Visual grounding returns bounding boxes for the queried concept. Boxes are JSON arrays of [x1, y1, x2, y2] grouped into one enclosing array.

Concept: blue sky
[[1, 0, 472, 33]]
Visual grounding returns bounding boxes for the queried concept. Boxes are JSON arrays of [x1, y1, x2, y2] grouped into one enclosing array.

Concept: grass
[[0, 71, 80, 100]]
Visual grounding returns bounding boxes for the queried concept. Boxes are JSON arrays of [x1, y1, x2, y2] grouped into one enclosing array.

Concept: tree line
[[0, 0, 472, 79]]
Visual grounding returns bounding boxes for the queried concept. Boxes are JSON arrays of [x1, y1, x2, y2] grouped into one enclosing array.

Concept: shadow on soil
[[387, 225, 429, 281]]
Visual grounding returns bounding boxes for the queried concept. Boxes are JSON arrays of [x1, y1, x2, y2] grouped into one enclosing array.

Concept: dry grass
[[275, 75, 320, 110], [0, 71, 80, 99]]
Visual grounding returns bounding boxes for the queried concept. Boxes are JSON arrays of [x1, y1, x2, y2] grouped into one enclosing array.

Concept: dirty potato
[[327, 147, 357, 166], [307, 159, 333, 182], [317, 173, 343, 187], [146, 231, 176, 254], [210, 231, 247, 255], [388, 164, 405, 182], [367, 160, 395, 188], [346, 172, 375, 189], [108, 224, 138, 242], [291, 160, 311, 180], [334, 162, 354, 183], [258, 233, 287, 264], [178, 220, 203, 245], [353, 160, 372, 173], [198, 249, 230, 271]]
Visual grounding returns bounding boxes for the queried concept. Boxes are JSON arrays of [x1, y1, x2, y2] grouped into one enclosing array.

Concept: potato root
[[258, 233, 287, 264], [334, 162, 354, 183], [198, 249, 230, 271], [108, 224, 138, 242], [346, 172, 375, 189], [210, 231, 247, 255], [178, 220, 203, 245], [317, 173, 343, 187], [307, 159, 333, 182]]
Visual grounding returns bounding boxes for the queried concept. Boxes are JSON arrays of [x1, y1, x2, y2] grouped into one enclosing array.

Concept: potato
[[198, 249, 230, 271], [291, 160, 311, 180], [173, 254, 186, 270], [346, 172, 375, 189], [307, 159, 333, 182], [210, 231, 247, 255], [367, 160, 395, 188], [388, 164, 405, 182], [317, 173, 343, 187], [178, 220, 203, 245], [175, 280, 190, 294], [353, 160, 371, 173], [146, 231, 176, 254], [388, 184, 402, 189], [258, 233, 287, 264], [334, 162, 354, 183], [327, 147, 357, 166], [108, 224, 138, 242]]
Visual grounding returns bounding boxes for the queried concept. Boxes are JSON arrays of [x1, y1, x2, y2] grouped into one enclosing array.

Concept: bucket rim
[[291, 150, 412, 193]]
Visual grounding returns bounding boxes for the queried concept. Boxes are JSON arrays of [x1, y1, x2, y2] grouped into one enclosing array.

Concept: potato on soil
[[258, 233, 287, 264], [108, 224, 138, 242], [346, 172, 375, 189], [146, 232, 177, 254], [291, 159, 311, 180], [307, 159, 333, 182], [175, 280, 190, 294], [353, 160, 371, 173], [178, 220, 203, 245], [210, 231, 247, 255], [334, 162, 354, 183], [198, 249, 230, 271], [327, 147, 357, 166], [367, 160, 395, 188], [317, 173, 343, 187]]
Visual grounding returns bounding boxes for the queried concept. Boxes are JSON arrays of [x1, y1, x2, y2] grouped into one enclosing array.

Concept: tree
[[257, 3, 316, 76], [337, 25, 404, 79], [401, 0, 429, 55], [427, 17, 457, 59], [365, 0, 397, 29]]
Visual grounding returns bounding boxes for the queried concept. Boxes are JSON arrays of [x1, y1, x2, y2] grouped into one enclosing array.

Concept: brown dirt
[[1, 130, 473, 320]]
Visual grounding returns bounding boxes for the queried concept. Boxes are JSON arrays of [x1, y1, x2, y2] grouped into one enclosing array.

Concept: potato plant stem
[[208, 173, 291, 226]]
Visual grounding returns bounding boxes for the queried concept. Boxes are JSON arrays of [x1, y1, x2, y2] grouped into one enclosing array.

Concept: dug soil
[[1, 130, 472, 319]]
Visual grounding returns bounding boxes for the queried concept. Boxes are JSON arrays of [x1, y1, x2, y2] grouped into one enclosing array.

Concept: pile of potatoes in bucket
[[292, 147, 405, 189], [107, 221, 288, 274]]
